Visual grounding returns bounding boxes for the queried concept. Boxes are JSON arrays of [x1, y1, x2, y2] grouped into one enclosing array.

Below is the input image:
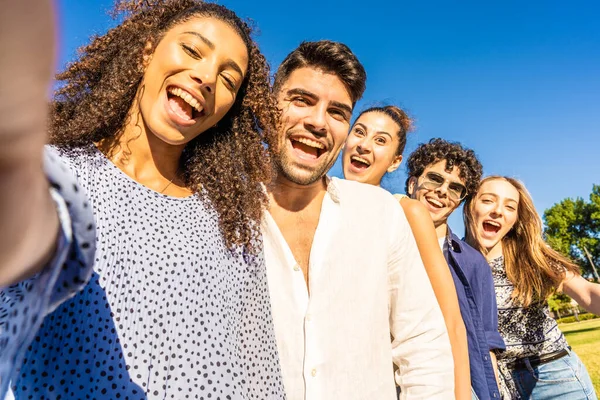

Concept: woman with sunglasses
[[343, 109, 483, 400], [464, 176, 599, 399]]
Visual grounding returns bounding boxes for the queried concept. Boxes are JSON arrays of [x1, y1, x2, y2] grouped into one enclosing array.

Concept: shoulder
[[331, 178, 407, 229], [450, 235, 490, 273], [45, 145, 95, 174], [332, 177, 398, 207], [395, 196, 430, 220]]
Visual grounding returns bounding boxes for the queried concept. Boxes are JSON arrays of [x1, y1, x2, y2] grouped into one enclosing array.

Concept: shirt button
[[293, 265, 300, 272], [306, 314, 312, 322], [484, 355, 489, 361], [311, 369, 317, 377], [493, 393, 498, 398]]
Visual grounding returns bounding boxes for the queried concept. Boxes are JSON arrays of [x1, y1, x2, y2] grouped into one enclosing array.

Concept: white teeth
[[294, 137, 325, 149], [351, 155, 370, 166], [427, 197, 443, 207], [168, 87, 203, 113], [485, 220, 501, 227]]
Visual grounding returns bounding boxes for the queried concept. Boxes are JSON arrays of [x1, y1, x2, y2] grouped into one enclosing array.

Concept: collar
[[325, 176, 341, 204], [263, 176, 341, 205], [445, 228, 464, 253]]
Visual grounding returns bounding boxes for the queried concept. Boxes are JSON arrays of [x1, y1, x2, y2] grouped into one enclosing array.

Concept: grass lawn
[[559, 318, 600, 394]]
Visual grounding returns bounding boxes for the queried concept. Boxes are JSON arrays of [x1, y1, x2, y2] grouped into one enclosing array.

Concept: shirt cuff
[[486, 330, 506, 351]]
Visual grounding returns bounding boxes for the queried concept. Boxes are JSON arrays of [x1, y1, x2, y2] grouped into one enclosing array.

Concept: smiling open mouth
[[425, 196, 444, 208], [350, 155, 370, 170], [290, 137, 325, 159], [483, 220, 501, 233], [167, 86, 204, 121]]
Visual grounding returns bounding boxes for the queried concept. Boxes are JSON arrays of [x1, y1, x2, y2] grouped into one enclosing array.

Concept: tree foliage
[[548, 293, 573, 314], [544, 185, 600, 278]]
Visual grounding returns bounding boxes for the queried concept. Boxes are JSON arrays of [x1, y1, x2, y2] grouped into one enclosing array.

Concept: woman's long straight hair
[[464, 176, 580, 307]]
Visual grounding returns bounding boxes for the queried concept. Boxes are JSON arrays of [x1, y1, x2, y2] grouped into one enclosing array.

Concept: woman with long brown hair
[[464, 176, 600, 399], [342, 107, 475, 400], [1, 0, 285, 398]]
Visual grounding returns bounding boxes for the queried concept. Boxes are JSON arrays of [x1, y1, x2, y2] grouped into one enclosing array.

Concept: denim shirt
[[443, 231, 505, 400]]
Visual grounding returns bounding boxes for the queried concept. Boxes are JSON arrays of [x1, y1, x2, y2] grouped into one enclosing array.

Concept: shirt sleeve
[[0, 148, 95, 397], [476, 257, 505, 352], [388, 201, 455, 399]]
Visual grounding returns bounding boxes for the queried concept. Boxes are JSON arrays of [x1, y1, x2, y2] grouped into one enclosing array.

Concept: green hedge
[[557, 313, 599, 324]]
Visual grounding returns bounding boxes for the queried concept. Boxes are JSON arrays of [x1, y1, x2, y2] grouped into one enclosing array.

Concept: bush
[[558, 313, 599, 324]]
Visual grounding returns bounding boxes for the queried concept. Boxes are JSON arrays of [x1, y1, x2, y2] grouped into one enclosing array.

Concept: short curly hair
[[50, 0, 279, 253], [405, 138, 483, 201]]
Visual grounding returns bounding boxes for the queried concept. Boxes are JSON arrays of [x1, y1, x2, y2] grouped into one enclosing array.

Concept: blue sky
[[56, 0, 599, 234]]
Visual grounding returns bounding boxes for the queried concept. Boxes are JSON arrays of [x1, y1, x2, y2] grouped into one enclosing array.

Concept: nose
[[190, 64, 217, 94], [304, 104, 328, 136], [357, 137, 372, 154], [435, 181, 450, 197], [491, 203, 503, 217]]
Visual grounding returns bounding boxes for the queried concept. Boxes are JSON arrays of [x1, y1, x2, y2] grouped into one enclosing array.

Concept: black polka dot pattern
[[7, 147, 285, 399], [0, 148, 96, 398]]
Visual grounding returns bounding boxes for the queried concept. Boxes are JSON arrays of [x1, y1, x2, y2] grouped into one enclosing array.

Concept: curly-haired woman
[[1, 0, 285, 398], [465, 176, 599, 399]]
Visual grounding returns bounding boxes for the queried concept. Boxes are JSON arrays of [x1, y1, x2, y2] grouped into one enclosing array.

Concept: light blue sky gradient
[[56, 0, 599, 235]]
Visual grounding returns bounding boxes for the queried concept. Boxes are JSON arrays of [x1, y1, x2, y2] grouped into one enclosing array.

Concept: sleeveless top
[[490, 256, 569, 399]]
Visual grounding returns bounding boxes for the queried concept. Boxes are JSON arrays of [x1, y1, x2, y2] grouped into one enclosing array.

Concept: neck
[[268, 173, 328, 212], [99, 110, 185, 190], [434, 222, 448, 239], [485, 241, 504, 261]]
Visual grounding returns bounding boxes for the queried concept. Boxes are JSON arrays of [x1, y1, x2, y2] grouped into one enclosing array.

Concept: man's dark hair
[[273, 40, 367, 105], [405, 138, 483, 201]]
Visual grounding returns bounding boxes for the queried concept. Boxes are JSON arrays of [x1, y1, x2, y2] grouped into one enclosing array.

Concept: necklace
[[160, 168, 180, 194]]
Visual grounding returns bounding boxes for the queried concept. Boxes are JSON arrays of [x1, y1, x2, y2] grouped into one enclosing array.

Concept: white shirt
[[262, 178, 454, 400]]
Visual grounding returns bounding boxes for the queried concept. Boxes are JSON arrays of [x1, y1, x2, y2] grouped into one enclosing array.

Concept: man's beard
[[272, 146, 333, 186]]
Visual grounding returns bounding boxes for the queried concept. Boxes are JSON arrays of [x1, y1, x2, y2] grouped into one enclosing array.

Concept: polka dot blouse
[[4, 146, 286, 399]]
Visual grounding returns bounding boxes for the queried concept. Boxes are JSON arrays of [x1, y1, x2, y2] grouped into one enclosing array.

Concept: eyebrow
[[428, 171, 466, 186], [354, 123, 393, 139], [480, 192, 518, 203], [183, 31, 215, 49], [286, 88, 353, 116], [182, 31, 244, 77]]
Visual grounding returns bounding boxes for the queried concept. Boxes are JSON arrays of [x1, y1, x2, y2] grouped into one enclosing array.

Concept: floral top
[[489, 256, 569, 398]]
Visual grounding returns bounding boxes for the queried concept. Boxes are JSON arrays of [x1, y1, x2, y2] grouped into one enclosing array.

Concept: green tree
[[544, 185, 600, 278], [548, 293, 574, 319]]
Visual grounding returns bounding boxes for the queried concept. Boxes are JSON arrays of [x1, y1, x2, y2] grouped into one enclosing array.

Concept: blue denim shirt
[[443, 231, 505, 400]]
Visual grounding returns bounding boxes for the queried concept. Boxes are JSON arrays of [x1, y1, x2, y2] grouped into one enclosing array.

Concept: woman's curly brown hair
[[50, 0, 280, 253], [404, 138, 483, 201]]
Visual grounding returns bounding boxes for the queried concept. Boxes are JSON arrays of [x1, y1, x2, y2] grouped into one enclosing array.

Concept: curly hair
[[354, 105, 413, 156], [49, 0, 279, 253], [464, 176, 580, 306], [405, 138, 482, 201], [272, 40, 367, 105]]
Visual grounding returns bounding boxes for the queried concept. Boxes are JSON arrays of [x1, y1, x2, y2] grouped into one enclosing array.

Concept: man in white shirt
[[263, 40, 454, 400]]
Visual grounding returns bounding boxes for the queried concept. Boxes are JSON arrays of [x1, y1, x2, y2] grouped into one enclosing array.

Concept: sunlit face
[[342, 111, 402, 186], [136, 17, 248, 145], [407, 160, 466, 227], [472, 179, 520, 253], [273, 67, 353, 186]]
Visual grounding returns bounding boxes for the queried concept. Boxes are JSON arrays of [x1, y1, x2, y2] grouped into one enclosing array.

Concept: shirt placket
[[303, 188, 339, 400]]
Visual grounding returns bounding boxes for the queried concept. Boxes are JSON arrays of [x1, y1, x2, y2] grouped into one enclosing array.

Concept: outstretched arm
[[0, 0, 59, 286], [390, 200, 454, 399], [399, 197, 471, 400], [561, 271, 600, 315]]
